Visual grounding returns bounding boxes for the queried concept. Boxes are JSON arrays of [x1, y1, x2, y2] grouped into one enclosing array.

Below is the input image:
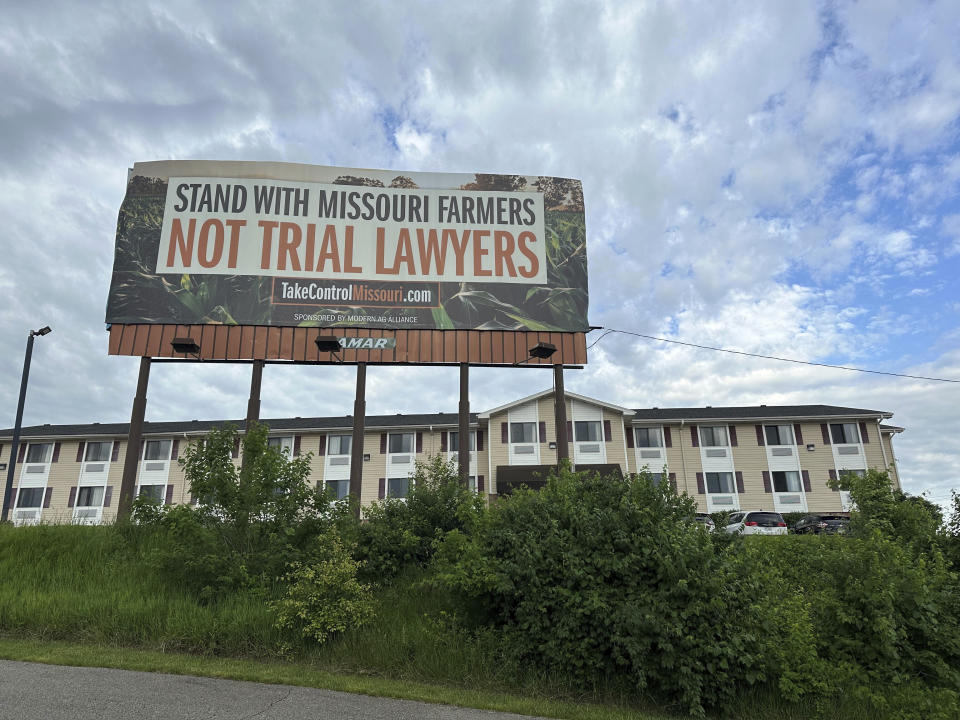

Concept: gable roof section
[[479, 388, 635, 418]]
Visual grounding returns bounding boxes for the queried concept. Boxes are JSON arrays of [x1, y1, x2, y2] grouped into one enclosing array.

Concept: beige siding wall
[[860, 423, 890, 478], [360, 432, 386, 507], [793, 422, 844, 513], [487, 411, 511, 494], [602, 409, 629, 473], [664, 423, 700, 501], [729, 424, 774, 512], [882, 433, 900, 489], [33, 440, 77, 524]]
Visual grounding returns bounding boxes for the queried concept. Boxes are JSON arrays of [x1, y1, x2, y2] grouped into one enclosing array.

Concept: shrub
[[132, 422, 353, 597], [830, 469, 942, 552], [434, 465, 822, 716], [356, 454, 484, 582], [271, 536, 374, 645], [747, 533, 960, 714]]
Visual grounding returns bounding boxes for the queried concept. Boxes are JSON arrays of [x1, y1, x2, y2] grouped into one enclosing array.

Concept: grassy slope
[[0, 524, 910, 720], [0, 524, 668, 719]]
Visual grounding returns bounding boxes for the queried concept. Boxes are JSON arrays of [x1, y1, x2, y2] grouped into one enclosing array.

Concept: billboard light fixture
[[528, 342, 557, 360], [171, 337, 201, 356], [315, 336, 341, 353]]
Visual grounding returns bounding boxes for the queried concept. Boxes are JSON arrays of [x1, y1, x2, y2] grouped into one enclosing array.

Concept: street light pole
[[2, 326, 51, 522]]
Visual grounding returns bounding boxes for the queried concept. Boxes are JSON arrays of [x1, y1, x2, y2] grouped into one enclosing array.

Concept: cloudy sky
[[2, 1, 959, 507]]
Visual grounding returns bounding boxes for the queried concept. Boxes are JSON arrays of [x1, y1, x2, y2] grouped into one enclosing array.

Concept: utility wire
[[588, 327, 960, 384]]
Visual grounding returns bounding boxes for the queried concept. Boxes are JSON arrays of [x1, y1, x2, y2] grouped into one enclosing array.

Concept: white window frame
[[387, 476, 411, 499], [507, 403, 540, 465], [323, 433, 352, 488], [327, 434, 352, 457], [635, 427, 662, 448], [267, 436, 294, 455], [137, 438, 172, 503], [16, 442, 53, 526], [830, 423, 860, 445], [24, 442, 53, 464], [324, 478, 351, 500], [73, 485, 106, 525], [764, 425, 795, 446], [699, 426, 729, 448], [705, 471, 735, 495]]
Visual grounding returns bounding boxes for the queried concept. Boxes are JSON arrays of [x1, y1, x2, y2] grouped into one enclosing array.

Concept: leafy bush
[[830, 469, 942, 552], [355, 455, 484, 582], [749, 533, 960, 717], [943, 491, 960, 571], [272, 536, 374, 645], [132, 422, 351, 597], [434, 465, 822, 716]]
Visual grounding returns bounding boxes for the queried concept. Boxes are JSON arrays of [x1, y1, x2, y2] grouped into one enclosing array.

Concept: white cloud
[[0, 0, 958, 511]]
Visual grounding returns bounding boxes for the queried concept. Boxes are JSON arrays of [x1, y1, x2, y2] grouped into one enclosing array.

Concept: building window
[[706, 472, 734, 493], [635, 428, 662, 447], [388, 433, 414, 454], [650, 473, 664, 487], [510, 422, 536, 444], [143, 439, 171, 461], [138, 485, 165, 503], [25, 443, 52, 463], [574, 421, 602, 442], [84, 442, 112, 462], [699, 426, 728, 447], [764, 425, 794, 446], [840, 468, 866, 479], [772, 471, 802, 493], [267, 436, 294, 454], [830, 423, 859, 444], [449, 431, 476, 452], [76, 486, 105, 507], [326, 479, 350, 500], [328, 434, 351, 455], [16, 487, 44, 508], [387, 477, 410, 498]]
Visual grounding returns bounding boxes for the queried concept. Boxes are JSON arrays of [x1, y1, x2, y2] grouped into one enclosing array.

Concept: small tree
[[133, 422, 352, 597]]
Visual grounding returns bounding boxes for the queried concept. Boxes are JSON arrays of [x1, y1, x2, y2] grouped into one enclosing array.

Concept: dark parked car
[[694, 513, 715, 532], [792, 514, 850, 535]]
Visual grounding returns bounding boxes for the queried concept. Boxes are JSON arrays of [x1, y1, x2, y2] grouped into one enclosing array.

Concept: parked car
[[693, 513, 715, 532], [723, 511, 788, 536], [792, 514, 850, 535]]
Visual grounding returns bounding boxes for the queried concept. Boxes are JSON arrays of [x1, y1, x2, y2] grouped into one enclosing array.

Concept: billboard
[[106, 161, 588, 332]]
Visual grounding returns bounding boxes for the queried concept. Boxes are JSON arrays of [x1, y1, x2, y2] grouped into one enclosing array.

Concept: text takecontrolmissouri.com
[[276, 281, 436, 306]]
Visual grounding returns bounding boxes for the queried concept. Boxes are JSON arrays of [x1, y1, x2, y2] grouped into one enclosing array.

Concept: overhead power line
[[588, 328, 960, 384]]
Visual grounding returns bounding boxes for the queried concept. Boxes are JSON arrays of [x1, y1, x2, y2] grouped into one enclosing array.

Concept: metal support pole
[[349, 362, 366, 518], [1, 334, 36, 522], [458, 363, 470, 488], [246, 359, 264, 428], [554, 364, 569, 465], [116, 357, 151, 521], [241, 359, 264, 469]]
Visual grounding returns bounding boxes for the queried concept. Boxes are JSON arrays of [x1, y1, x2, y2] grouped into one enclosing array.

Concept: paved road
[[0, 660, 551, 720]]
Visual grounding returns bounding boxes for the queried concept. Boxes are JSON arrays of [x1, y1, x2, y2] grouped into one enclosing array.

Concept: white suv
[[724, 511, 788, 536]]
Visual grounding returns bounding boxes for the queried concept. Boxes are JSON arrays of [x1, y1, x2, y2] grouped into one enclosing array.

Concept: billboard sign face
[[106, 161, 588, 331]]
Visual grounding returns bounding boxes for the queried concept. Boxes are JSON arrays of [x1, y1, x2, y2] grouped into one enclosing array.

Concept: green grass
[[0, 524, 939, 720], [0, 524, 279, 654]]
